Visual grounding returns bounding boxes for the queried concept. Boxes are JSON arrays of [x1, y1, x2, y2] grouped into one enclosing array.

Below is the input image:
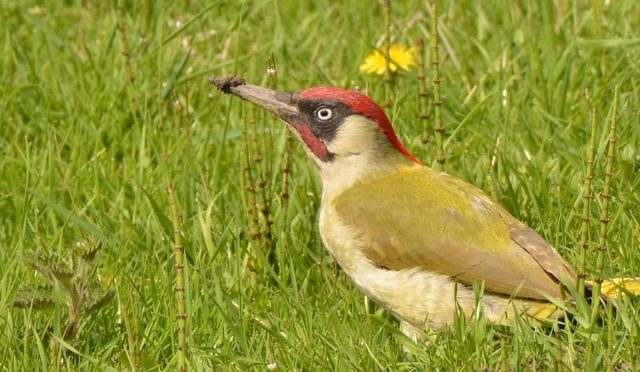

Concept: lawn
[[1, 0, 639, 370]]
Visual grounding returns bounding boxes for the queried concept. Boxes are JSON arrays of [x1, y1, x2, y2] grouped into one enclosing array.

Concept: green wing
[[332, 166, 575, 300]]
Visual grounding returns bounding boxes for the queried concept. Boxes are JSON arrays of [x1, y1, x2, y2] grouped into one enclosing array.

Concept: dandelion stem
[[591, 85, 618, 324], [416, 38, 431, 145], [577, 107, 597, 296], [167, 183, 187, 372], [383, 0, 392, 108], [248, 105, 277, 273], [256, 121, 276, 273], [243, 109, 262, 250], [606, 299, 614, 372], [487, 135, 502, 201], [430, 3, 445, 171], [268, 54, 292, 216], [282, 134, 293, 209]]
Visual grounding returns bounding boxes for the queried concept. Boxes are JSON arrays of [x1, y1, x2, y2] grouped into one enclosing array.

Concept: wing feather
[[332, 166, 575, 300]]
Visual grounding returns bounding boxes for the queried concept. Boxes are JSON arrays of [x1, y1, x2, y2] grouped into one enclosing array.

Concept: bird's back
[[330, 165, 575, 300]]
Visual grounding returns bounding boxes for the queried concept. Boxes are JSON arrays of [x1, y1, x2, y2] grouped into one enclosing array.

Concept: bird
[[209, 77, 639, 340]]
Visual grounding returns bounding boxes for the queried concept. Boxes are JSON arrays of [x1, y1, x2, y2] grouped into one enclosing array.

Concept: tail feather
[[510, 278, 640, 324], [593, 277, 640, 299]]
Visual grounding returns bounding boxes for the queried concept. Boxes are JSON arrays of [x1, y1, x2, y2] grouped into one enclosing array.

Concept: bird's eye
[[315, 107, 334, 121]]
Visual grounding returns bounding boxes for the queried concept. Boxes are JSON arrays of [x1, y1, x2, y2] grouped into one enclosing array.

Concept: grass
[[1, 0, 639, 370]]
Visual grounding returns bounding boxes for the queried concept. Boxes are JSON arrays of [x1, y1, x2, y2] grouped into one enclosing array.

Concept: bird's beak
[[208, 77, 299, 124], [209, 76, 334, 162]]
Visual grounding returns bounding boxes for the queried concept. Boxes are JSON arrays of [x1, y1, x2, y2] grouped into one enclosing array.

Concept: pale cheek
[[326, 118, 380, 156]]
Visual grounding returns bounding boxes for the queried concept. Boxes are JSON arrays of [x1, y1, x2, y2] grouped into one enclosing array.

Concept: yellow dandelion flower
[[359, 50, 387, 75], [389, 44, 416, 71], [359, 44, 416, 75]]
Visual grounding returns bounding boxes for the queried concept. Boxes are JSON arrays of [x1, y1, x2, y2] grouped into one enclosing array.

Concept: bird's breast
[[318, 203, 365, 274], [318, 202, 496, 329]]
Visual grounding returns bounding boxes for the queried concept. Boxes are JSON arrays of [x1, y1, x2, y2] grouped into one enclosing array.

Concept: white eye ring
[[315, 107, 333, 121]]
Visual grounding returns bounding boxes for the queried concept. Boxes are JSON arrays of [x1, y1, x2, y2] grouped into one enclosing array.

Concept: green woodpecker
[[210, 77, 639, 339]]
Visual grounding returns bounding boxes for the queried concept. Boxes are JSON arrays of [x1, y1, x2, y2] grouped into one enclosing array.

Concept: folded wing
[[332, 166, 575, 300]]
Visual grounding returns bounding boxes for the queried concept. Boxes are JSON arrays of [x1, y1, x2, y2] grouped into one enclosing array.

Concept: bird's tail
[[593, 277, 640, 298], [511, 278, 640, 324]]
